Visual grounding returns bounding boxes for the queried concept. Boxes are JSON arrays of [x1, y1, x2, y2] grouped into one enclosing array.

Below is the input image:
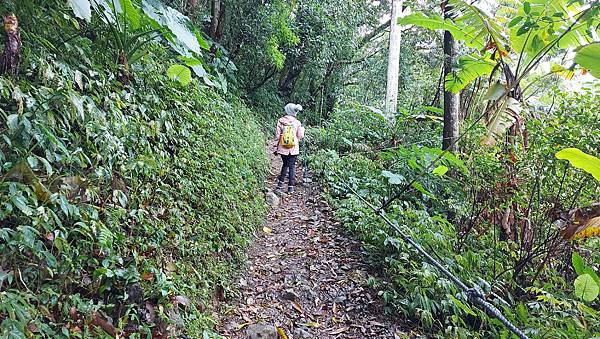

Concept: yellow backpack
[[280, 124, 296, 149]]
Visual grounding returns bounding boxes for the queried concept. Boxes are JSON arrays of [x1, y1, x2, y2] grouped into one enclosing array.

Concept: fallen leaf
[[141, 272, 154, 281], [263, 226, 273, 234], [277, 327, 288, 339], [291, 301, 303, 314], [302, 321, 321, 328], [328, 326, 350, 335], [237, 322, 251, 330]]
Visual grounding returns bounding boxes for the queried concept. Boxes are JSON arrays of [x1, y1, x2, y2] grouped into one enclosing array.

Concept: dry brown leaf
[[141, 272, 154, 281], [291, 301, 303, 314]]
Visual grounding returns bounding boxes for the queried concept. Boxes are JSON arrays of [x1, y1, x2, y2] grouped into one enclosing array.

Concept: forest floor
[[217, 142, 407, 339]]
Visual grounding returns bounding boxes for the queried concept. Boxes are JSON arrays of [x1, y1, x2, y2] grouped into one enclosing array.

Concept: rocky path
[[217, 143, 405, 338]]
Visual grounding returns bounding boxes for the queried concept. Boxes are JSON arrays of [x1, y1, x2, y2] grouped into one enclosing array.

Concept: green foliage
[[575, 274, 599, 302], [309, 88, 599, 337], [575, 43, 600, 78], [445, 55, 495, 93], [167, 64, 193, 86], [0, 2, 267, 337], [555, 148, 600, 181]]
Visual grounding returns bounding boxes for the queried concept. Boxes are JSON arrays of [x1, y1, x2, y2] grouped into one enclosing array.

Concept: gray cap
[[285, 103, 303, 116]]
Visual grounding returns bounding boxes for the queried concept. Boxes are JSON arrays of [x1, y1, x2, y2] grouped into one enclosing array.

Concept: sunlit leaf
[[382, 171, 404, 185], [574, 43, 600, 79], [555, 148, 600, 181], [432, 165, 449, 176], [446, 55, 496, 93], [574, 274, 599, 302], [167, 64, 192, 86], [68, 0, 92, 22]]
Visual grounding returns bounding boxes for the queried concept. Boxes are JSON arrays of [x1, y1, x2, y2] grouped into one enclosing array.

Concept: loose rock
[[244, 324, 278, 339]]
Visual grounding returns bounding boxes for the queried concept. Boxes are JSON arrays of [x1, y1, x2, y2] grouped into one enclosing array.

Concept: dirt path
[[217, 144, 405, 338]]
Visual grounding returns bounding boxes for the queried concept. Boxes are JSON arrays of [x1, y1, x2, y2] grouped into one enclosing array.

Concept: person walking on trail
[[275, 103, 305, 194]]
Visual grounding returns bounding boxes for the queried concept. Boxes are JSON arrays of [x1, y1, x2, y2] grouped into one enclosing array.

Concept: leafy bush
[[309, 90, 600, 337], [0, 13, 267, 339]]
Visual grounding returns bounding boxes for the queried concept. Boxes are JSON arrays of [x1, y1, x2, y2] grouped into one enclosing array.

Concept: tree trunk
[[442, 2, 459, 151], [384, 0, 402, 125], [117, 51, 131, 85], [209, 0, 222, 40], [0, 14, 22, 76]]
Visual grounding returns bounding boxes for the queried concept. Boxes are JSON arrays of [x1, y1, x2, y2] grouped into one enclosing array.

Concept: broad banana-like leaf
[[445, 55, 496, 93], [398, 13, 484, 49], [119, 0, 141, 29], [481, 96, 522, 146], [68, 0, 92, 22], [143, 0, 208, 56], [449, 0, 510, 54], [575, 43, 600, 79], [483, 82, 506, 102], [556, 148, 600, 181]]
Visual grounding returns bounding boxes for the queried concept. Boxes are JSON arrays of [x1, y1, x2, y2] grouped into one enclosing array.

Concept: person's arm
[[297, 122, 305, 140], [275, 121, 282, 142]]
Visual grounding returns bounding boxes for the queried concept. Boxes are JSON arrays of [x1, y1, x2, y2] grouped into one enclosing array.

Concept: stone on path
[[265, 190, 280, 207], [243, 324, 278, 339]]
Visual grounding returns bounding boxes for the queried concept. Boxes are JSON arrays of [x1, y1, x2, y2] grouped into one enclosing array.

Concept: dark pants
[[278, 154, 298, 186]]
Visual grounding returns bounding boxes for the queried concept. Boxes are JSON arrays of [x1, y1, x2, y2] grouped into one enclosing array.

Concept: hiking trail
[[217, 142, 406, 338]]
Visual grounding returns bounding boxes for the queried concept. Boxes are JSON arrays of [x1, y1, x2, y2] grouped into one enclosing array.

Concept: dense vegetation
[[1, 0, 599, 338], [0, 0, 267, 337]]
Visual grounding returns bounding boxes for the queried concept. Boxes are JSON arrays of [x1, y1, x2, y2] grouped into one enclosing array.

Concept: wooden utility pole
[[442, 0, 459, 151], [384, 0, 402, 125]]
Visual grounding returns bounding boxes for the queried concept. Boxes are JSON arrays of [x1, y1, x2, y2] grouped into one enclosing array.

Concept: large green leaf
[[574, 43, 600, 79], [382, 171, 405, 185], [432, 165, 449, 176], [398, 13, 484, 49], [574, 274, 599, 302], [445, 55, 496, 93], [572, 252, 586, 275], [167, 65, 192, 86], [68, 0, 92, 22], [142, 0, 205, 55], [555, 148, 600, 181], [449, 0, 509, 52], [120, 0, 141, 29]]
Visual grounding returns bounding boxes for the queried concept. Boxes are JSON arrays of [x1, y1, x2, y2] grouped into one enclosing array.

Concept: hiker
[[275, 103, 305, 193]]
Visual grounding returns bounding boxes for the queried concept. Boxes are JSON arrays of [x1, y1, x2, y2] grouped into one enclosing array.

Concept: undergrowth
[[0, 25, 267, 339], [309, 98, 600, 338]]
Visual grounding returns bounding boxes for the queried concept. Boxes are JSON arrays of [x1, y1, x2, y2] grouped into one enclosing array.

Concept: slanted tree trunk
[[384, 0, 402, 125], [0, 14, 22, 76], [442, 1, 459, 151]]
